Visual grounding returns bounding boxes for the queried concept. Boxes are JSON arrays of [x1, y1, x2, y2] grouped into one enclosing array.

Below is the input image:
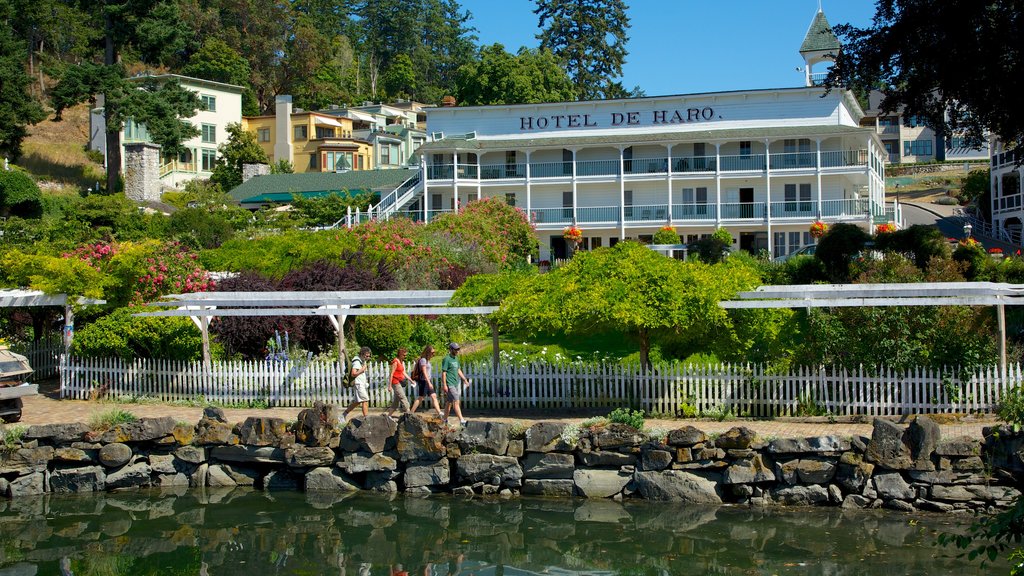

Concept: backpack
[[343, 357, 360, 388], [410, 358, 423, 381]]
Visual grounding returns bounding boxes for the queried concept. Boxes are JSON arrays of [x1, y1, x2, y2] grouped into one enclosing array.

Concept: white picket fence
[[11, 340, 62, 381], [58, 356, 1019, 415]]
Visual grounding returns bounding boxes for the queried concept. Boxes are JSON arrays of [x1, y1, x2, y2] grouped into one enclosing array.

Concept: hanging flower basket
[[875, 223, 896, 235], [563, 226, 583, 244], [809, 221, 828, 239]]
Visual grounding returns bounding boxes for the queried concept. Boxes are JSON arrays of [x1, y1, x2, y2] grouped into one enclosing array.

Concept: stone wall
[[241, 163, 270, 183], [124, 143, 162, 203], [2, 405, 1021, 513]]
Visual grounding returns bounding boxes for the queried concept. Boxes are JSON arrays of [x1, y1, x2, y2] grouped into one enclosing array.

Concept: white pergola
[[136, 290, 498, 366], [0, 289, 106, 350], [719, 282, 1024, 373]]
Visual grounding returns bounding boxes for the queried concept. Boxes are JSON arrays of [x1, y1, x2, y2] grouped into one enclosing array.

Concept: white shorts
[[353, 381, 369, 402]]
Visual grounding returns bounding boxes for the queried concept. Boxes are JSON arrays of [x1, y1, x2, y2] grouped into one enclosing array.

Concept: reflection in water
[[0, 488, 1003, 575]]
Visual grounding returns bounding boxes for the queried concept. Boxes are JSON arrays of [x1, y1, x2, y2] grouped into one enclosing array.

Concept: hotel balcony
[[425, 150, 870, 183]]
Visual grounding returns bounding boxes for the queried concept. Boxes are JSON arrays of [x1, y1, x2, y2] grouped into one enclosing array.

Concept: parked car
[[772, 244, 816, 263]]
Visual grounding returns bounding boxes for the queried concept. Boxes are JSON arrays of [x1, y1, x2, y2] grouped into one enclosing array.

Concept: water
[[0, 488, 1005, 575]]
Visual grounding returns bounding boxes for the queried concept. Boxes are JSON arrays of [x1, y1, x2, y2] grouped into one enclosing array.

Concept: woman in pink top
[[408, 344, 443, 417]]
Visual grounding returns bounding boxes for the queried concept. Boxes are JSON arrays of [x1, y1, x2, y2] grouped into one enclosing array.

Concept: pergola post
[[336, 314, 346, 367], [62, 303, 74, 354], [490, 319, 499, 373], [200, 315, 211, 369], [999, 301, 1007, 377]]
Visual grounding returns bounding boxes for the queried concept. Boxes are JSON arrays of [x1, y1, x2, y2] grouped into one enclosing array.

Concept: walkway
[[13, 386, 999, 441]]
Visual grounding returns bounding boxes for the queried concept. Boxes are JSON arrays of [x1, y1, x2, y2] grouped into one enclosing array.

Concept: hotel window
[[562, 149, 573, 175], [505, 150, 518, 177], [316, 126, 335, 139], [693, 142, 706, 170], [325, 151, 353, 171], [201, 149, 216, 171], [740, 141, 751, 157], [878, 117, 897, 128], [562, 191, 573, 219], [200, 94, 216, 112], [294, 125, 308, 141], [696, 187, 708, 215], [381, 145, 391, 165], [201, 123, 216, 144], [257, 128, 270, 142], [505, 193, 516, 207], [773, 232, 786, 258], [788, 232, 802, 253], [309, 153, 319, 170], [624, 189, 633, 218], [178, 149, 193, 165], [906, 115, 926, 128], [623, 146, 633, 173], [904, 139, 933, 157]]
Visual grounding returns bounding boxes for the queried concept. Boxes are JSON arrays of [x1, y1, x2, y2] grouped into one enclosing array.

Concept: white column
[[476, 153, 482, 202], [453, 152, 459, 213], [525, 150, 532, 224], [571, 148, 578, 225], [765, 138, 772, 256], [665, 144, 673, 224], [714, 143, 722, 228], [422, 156, 429, 222], [619, 147, 626, 239], [815, 138, 823, 219]]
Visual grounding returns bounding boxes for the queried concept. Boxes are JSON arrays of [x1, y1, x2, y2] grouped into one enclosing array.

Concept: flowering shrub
[[959, 237, 980, 248], [809, 221, 829, 239], [875, 223, 896, 235], [990, 247, 1004, 255], [563, 225, 583, 243]]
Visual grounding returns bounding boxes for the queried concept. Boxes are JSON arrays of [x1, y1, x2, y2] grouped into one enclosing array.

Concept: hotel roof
[[800, 10, 841, 53], [229, 168, 417, 204]]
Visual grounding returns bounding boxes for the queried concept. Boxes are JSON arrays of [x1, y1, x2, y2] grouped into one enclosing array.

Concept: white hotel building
[[406, 86, 889, 260]]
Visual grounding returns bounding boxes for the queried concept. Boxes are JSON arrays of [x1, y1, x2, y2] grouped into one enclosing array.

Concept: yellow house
[[242, 96, 373, 173]]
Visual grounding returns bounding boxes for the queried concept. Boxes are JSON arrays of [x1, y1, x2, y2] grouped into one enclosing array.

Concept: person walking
[[408, 344, 443, 417], [385, 347, 412, 419], [441, 342, 471, 426], [341, 347, 372, 423]]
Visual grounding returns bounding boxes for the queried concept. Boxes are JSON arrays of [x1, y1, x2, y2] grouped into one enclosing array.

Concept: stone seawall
[[2, 403, 1021, 512]]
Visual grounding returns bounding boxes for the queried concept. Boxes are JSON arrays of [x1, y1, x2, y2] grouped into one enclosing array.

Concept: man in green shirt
[[441, 342, 471, 426]]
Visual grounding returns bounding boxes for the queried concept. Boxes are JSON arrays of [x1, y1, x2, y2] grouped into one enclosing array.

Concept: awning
[[313, 115, 345, 128], [343, 110, 378, 123]]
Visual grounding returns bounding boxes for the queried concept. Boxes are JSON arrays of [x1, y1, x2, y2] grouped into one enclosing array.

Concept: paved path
[[12, 387, 999, 441]]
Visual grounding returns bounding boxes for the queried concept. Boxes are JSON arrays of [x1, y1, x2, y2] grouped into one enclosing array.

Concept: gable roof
[[800, 10, 841, 53], [229, 169, 417, 204]]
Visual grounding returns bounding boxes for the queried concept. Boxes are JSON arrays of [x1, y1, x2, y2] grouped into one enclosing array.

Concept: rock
[[49, 466, 106, 493], [906, 469, 966, 485], [204, 407, 228, 422], [675, 448, 692, 463], [577, 451, 637, 468], [24, 423, 89, 444], [451, 485, 473, 496], [395, 415, 447, 462], [8, 472, 44, 497], [210, 445, 286, 464], [573, 469, 632, 498], [106, 462, 152, 489], [174, 446, 206, 464], [404, 459, 450, 488], [456, 454, 523, 488], [263, 469, 301, 491], [236, 417, 290, 447], [589, 423, 644, 450], [767, 436, 851, 454], [524, 422, 570, 452], [775, 459, 799, 485], [873, 472, 914, 500], [206, 465, 237, 488], [338, 452, 398, 474], [835, 453, 874, 493], [522, 452, 574, 479], [305, 467, 361, 492], [52, 447, 94, 463], [457, 420, 510, 456], [633, 470, 722, 504], [770, 484, 829, 505], [641, 449, 673, 471], [666, 426, 707, 447], [796, 458, 837, 484], [715, 427, 759, 450], [171, 423, 195, 445], [507, 440, 524, 458], [828, 484, 843, 504], [723, 454, 776, 484], [884, 499, 915, 512], [100, 417, 175, 443], [0, 446, 53, 473], [221, 465, 260, 486], [953, 456, 984, 471], [936, 437, 980, 457], [931, 484, 1021, 502], [156, 472, 189, 487], [98, 443, 132, 468], [148, 453, 177, 474], [366, 476, 398, 493], [841, 494, 872, 509], [522, 479, 574, 497], [341, 415, 398, 454], [295, 401, 338, 447], [190, 463, 208, 488], [865, 418, 914, 470], [906, 416, 940, 471], [918, 499, 955, 512], [194, 418, 235, 445], [285, 446, 336, 468]]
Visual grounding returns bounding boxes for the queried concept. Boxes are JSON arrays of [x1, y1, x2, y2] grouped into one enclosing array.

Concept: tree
[[383, 53, 417, 99], [181, 37, 259, 116], [210, 123, 269, 192], [494, 241, 759, 368], [535, 0, 631, 100], [49, 0, 198, 193], [455, 44, 576, 106], [0, 0, 46, 160], [0, 168, 43, 218], [826, 1, 1024, 152], [815, 223, 871, 282]]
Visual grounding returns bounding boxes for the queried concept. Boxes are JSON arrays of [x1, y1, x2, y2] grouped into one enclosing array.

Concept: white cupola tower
[[799, 8, 841, 87]]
